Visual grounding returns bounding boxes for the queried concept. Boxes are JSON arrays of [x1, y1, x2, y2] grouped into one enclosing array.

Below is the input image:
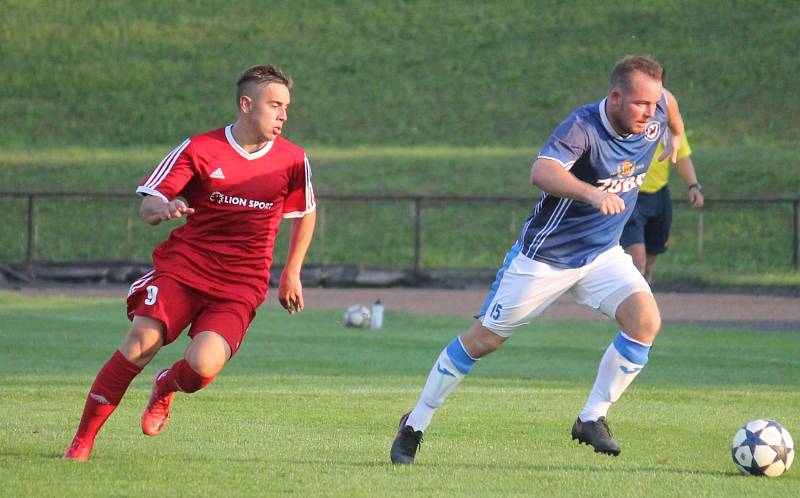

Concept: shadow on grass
[[170, 454, 738, 478], [416, 462, 736, 478], [22, 449, 745, 479]]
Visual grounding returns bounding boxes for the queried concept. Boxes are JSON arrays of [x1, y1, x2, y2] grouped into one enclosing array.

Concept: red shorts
[[127, 271, 256, 355]]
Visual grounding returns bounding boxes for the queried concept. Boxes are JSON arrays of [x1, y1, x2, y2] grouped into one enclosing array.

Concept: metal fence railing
[[1, 192, 799, 272]]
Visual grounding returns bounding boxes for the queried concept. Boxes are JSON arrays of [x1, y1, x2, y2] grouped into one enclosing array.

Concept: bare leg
[[615, 291, 661, 345], [65, 316, 165, 460], [142, 331, 231, 437], [119, 316, 166, 367], [459, 321, 508, 358], [579, 292, 662, 420], [185, 331, 231, 377], [623, 243, 647, 276], [574, 291, 662, 454], [643, 254, 658, 282], [150, 330, 231, 400]]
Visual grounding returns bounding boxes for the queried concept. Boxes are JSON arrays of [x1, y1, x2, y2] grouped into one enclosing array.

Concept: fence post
[[318, 204, 326, 266], [697, 210, 704, 256], [413, 197, 422, 272], [793, 200, 799, 271], [25, 193, 35, 264], [126, 207, 134, 260]]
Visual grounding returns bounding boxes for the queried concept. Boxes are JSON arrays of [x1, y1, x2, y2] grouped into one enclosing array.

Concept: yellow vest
[[640, 133, 692, 194]]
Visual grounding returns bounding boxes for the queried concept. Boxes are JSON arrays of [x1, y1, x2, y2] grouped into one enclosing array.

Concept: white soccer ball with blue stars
[[343, 304, 371, 328], [731, 419, 794, 477]]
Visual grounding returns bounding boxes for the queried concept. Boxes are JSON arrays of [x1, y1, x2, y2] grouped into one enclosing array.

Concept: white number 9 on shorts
[[144, 285, 159, 306]]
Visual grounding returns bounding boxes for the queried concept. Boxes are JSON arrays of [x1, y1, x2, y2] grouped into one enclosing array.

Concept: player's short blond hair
[[236, 64, 292, 104], [609, 56, 663, 92]]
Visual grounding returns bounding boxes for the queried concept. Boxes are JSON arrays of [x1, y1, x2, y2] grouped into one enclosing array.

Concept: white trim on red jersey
[[142, 138, 190, 194], [224, 124, 275, 160], [283, 153, 317, 218], [136, 185, 169, 201]]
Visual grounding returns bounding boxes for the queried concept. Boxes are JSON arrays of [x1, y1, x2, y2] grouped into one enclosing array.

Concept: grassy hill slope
[[1, 1, 798, 286], [2, 0, 798, 148]]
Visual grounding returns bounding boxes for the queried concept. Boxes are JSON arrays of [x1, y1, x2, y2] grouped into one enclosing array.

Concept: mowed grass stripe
[[1, 294, 798, 496]]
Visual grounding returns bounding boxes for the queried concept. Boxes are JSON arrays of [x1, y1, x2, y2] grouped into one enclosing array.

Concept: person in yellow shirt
[[621, 131, 704, 281]]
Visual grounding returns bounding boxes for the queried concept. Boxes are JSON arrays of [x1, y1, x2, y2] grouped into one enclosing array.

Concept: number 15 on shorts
[[490, 302, 503, 320]]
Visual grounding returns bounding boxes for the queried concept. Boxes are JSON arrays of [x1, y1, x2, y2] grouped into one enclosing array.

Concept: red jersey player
[[64, 64, 316, 461]]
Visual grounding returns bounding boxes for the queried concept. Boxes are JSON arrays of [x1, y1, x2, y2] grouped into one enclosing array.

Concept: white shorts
[[478, 244, 651, 337]]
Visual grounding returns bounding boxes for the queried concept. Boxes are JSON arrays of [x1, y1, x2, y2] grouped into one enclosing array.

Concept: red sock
[[156, 359, 215, 395], [72, 350, 142, 442]]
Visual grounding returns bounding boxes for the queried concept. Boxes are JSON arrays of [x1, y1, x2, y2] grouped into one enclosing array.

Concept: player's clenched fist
[[160, 199, 195, 221], [591, 191, 625, 215], [140, 195, 195, 225]]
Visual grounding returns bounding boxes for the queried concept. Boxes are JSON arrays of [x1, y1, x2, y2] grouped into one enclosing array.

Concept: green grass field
[[1, 292, 798, 496]]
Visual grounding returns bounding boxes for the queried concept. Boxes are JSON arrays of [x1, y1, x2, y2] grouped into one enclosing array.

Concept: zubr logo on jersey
[[596, 172, 647, 194], [209, 191, 274, 210], [597, 159, 648, 193], [644, 121, 661, 141]]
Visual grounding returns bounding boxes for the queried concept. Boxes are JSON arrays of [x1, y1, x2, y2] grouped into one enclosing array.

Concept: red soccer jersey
[[136, 125, 316, 309]]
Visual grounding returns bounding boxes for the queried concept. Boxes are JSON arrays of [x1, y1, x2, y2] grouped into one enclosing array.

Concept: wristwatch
[[688, 183, 702, 191]]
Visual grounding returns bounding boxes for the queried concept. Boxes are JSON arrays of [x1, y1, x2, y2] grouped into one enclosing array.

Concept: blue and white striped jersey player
[[391, 55, 685, 463]]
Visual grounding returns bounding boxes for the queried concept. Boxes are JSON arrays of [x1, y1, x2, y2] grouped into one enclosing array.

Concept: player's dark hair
[[609, 55, 663, 92], [236, 64, 292, 104]]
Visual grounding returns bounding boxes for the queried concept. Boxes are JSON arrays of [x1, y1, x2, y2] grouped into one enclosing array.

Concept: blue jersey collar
[[599, 98, 628, 140]]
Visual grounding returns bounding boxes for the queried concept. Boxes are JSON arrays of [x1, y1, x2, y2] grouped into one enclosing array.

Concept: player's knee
[[185, 331, 230, 377], [462, 326, 504, 358], [617, 292, 661, 343], [629, 312, 661, 344], [118, 343, 155, 365], [644, 311, 661, 337], [185, 353, 225, 378], [479, 334, 504, 355], [173, 359, 216, 393], [119, 321, 164, 366]]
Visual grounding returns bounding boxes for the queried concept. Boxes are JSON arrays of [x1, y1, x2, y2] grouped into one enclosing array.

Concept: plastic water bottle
[[370, 299, 384, 330]]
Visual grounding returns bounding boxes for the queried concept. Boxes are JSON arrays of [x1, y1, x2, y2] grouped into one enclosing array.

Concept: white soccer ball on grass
[[732, 419, 794, 477], [343, 304, 371, 328]]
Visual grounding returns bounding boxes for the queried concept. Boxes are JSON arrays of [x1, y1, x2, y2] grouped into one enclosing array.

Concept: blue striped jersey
[[519, 95, 668, 268]]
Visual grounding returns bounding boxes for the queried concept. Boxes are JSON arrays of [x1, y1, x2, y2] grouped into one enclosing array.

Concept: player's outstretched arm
[[279, 209, 317, 314], [139, 195, 195, 225], [530, 158, 625, 215], [659, 89, 686, 163]]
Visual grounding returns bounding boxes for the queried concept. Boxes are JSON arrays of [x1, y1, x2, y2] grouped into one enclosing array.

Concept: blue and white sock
[[406, 337, 477, 432], [579, 331, 651, 422]]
